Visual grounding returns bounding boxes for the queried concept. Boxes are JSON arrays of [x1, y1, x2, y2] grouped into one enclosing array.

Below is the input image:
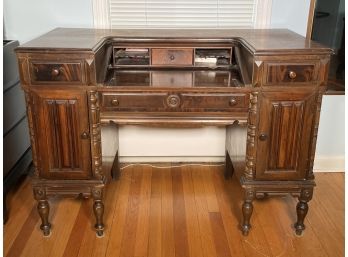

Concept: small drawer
[[151, 48, 193, 66], [30, 61, 83, 84], [265, 63, 318, 85], [101, 92, 168, 112], [181, 93, 249, 111]]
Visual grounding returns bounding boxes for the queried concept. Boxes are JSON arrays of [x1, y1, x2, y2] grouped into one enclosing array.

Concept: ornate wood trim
[[89, 90, 104, 180], [24, 90, 40, 177], [244, 91, 258, 180]]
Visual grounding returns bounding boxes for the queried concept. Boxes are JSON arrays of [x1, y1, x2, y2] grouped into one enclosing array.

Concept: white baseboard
[[103, 156, 345, 172], [313, 156, 345, 172], [103, 156, 225, 163]]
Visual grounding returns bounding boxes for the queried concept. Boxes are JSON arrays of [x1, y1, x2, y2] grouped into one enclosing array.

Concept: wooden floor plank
[[147, 168, 163, 257], [4, 165, 344, 257], [172, 166, 190, 257], [181, 166, 204, 257]]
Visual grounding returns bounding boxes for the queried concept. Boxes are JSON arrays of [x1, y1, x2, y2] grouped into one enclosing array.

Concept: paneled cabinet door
[[255, 89, 317, 180], [32, 89, 91, 179]]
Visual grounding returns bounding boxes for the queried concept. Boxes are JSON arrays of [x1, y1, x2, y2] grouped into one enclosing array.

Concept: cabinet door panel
[[256, 90, 316, 180], [33, 90, 91, 179]]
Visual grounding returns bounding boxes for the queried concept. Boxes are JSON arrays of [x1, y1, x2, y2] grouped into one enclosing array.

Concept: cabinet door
[[32, 89, 91, 179], [255, 90, 317, 180]]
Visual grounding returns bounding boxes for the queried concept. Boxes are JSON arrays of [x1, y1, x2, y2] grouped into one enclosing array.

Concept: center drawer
[[100, 92, 249, 112], [151, 48, 193, 66]]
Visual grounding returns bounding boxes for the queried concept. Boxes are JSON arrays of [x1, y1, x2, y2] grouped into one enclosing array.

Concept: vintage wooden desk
[[16, 28, 331, 237]]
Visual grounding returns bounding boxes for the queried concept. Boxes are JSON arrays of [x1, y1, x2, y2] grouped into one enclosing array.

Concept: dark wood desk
[[16, 28, 331, 237]]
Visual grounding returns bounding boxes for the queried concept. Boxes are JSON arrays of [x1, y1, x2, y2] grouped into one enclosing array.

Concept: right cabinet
[[255, 88, 317, 180]]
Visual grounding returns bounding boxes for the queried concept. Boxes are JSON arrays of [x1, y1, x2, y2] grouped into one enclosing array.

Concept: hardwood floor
[[4, 164, 344, 257]]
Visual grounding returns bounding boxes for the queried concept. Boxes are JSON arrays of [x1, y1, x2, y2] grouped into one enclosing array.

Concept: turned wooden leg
[[294, 188, 313, 236], [92, 187, 105, 237], [111, 151, 120, 180], [37, 200, 51, 236], [241, 189, 255, 236], [33, 187, 51, 236], [224, 151, 234, 179]]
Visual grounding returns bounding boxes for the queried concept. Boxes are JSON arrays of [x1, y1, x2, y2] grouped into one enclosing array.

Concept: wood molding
[[92, 0, 110, 29], [254, 0, 273, 29], [306, 0, 317, 39]]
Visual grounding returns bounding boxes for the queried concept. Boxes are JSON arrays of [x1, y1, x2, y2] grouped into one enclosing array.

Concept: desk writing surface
[[17, 28, 330, 54]]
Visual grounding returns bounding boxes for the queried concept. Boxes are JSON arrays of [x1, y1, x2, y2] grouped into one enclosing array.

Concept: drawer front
[[30, 61, 83, 84], [101, 92, 248, 112], [265, 63, 318, 85], [151, 48, 193, 66], [181, 93, 249, 111]]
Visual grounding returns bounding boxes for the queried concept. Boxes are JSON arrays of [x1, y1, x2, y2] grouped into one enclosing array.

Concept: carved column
[[89, 91, 103, 180], [294, 187, 313, 235], [92, 186, 105, 237], [241, 189, 255, 236], [33, 187, 51, 236], [244, 92, 258, 180]]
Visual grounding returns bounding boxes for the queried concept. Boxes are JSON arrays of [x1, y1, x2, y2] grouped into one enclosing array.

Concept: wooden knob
[[169, 55, 175, 61], [229, 98, 237, 106], [111, 99, 119, 106], [259, 133, 268, 141], [51, 68, 60, 76], [81, 131, 89, 139], [288, 71, 297, 79]]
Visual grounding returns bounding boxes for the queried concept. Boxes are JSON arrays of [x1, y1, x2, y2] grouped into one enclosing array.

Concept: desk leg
[[241, 189, 255, 236], [92, 187, 105, 237], [294, 188, 313, 236], [33, 187, 51, 236]]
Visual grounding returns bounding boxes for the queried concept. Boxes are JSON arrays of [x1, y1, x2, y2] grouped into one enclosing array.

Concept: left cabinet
[[30, 89, 91, 179]]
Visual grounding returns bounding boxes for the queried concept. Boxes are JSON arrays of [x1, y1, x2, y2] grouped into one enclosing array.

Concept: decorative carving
[[24, 90, 40, 177], [166, 94, 181, 108], [89, 91, 103, 180], [244, 91, 258, 180], [33, 187, 47, 200], [307, 91, 324, 179]]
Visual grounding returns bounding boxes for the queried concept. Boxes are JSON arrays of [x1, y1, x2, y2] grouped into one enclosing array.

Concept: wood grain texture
[[4, 164, 344, 257]]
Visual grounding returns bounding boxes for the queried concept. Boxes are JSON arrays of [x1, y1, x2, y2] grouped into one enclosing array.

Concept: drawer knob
[[111, 99, 119, 106], [259, 133, 268, 141], [288, 71, 297, 79], [169, 55, 175, 61], [51, 68, 60, 77], [167, 94, 180, 108], [81, 131, 90, 139], [229, 98, 238, 106]]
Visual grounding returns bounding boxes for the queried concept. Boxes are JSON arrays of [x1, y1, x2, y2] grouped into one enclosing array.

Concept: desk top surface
[[17, 28, 331, 55]]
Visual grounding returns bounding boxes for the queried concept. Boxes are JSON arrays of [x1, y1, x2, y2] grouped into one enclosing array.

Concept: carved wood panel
[[32, 89, 91, 179], [255, 89, 317, 180]]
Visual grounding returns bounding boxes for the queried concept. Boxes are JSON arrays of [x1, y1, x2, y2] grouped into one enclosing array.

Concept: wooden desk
[[16, 28, 331, 237]]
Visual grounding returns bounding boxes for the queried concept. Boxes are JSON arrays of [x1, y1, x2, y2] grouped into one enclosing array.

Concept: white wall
[[3, 0, 93, 43], [270, 0, 311, 37], [4, 0, 345, 171]]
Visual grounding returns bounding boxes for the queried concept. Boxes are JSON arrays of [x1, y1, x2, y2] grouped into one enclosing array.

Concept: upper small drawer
[[29, 61, 84, 84], [264, 62, 318, 85], [151, 48, 193, 66]]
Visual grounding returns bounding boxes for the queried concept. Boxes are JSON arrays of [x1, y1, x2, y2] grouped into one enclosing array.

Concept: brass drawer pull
[[111, 99, 119, 106], [167, 94, 180, 108], [288, 71, 297, 79], [229, 97, 238, 106]]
